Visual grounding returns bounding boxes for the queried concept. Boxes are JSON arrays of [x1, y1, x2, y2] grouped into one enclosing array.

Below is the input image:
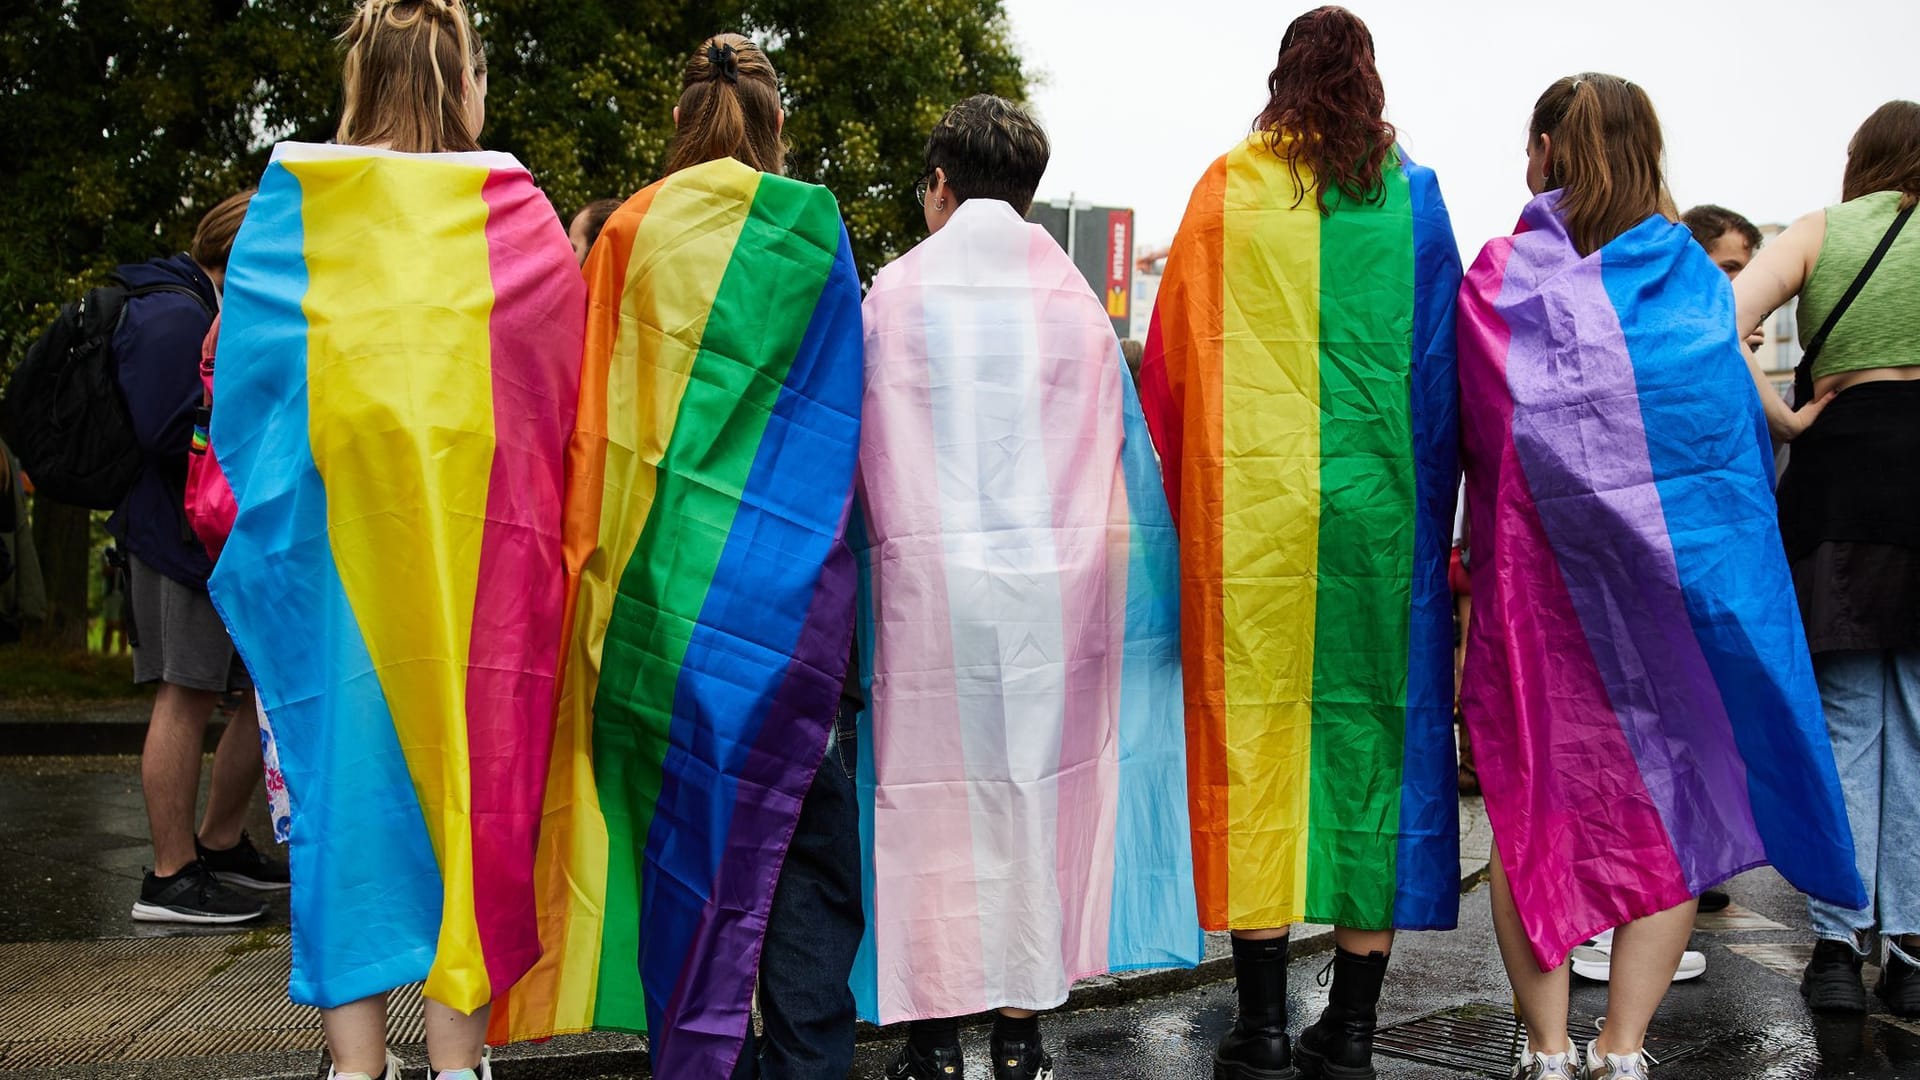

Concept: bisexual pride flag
[[851, 200, 1200, 1025], [488, 157, 863, 1076], [1138, 136, 1463, 934], [1456, 192, 1865, 969], [209, 144, 586, 1012]]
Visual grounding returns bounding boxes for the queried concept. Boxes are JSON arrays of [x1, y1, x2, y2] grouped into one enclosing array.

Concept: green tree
[[3, 1, 1028, 361], [479, 0, 1030, 275], [2, 1, 1027, 644]]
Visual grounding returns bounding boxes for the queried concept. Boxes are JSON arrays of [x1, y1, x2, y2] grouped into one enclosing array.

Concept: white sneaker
[[329, 1051, 404, 1080], [1583, 1039, 1651, 1079], [1513, 1045, 1581, 1079], [1567, 930, 1706, 983]]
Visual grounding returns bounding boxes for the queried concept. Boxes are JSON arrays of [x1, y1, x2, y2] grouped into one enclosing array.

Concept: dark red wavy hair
[[1253, 6, 1396, 215]]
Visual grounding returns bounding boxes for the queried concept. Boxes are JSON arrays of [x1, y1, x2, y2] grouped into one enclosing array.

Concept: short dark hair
[[574, 198, 624, 251], [1681, 204, 1761, 254], [923, 94, 1050, 217]]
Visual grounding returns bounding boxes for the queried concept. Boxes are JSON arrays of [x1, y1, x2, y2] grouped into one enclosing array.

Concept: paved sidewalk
[[0, 753, 1492, 1079]]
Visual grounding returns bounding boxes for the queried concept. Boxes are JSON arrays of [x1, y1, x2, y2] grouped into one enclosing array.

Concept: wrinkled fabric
[[488, 158, 864, 1080], [209, 143, 585, 1010], [1456, 191, 1867, 971], [1139, 136, 1462, 932], [850, 199, 1199, 1024]]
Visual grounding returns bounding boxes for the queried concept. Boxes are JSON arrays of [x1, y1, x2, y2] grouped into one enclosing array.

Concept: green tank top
[[1800, 190, 1920, 381]]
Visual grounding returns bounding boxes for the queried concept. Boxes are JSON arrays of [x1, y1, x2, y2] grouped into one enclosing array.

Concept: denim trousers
[[1808, 649, 1920, 948], [731, 713, 864, 1080]]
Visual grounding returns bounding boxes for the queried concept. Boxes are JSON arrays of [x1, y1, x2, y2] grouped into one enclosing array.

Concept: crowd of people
[[65, 1, 1920, 1079]]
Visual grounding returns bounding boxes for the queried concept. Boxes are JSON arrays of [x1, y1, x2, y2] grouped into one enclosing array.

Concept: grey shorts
[[128, 554, 249, 692]]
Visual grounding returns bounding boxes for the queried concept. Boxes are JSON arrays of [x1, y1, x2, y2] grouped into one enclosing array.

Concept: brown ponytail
[[663, 33, 785, 177], [337, 0, 480, 154], [1530, 73, 1674, 257]]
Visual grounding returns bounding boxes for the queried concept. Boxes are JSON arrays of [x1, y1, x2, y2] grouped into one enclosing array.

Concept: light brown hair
[[336, 0, 480, 154], [191, 190, 257, 272], [1530, 73, 1676, 257], [663, 34, 785, 177], [1842, 100, 1920, 211]]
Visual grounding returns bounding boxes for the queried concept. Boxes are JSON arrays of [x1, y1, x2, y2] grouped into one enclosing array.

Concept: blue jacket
[[106, 254, 218, 588]]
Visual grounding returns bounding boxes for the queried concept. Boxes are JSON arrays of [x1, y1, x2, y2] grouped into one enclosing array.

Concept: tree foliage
[[1, 0, 1031, 364]]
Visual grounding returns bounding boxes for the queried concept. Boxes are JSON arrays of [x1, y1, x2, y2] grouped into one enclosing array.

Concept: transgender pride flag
[[851, 199, 1200, 1025]]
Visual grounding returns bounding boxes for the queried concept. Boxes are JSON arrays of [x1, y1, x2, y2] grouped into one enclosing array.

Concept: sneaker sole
[[210, 871, 291, 892], [130, 901, 264, 924]]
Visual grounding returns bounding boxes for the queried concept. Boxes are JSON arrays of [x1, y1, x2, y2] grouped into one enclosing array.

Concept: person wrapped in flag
[[1457, 72, 1866, 1079], [852, 94, 1200, 1080], [207, 3, 580, 1079], [1136, 8, 1462, 1078], [486, 35, 866, 1080]]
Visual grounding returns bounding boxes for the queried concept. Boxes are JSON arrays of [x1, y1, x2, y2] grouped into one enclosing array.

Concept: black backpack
[[2, 274, 212, 510]]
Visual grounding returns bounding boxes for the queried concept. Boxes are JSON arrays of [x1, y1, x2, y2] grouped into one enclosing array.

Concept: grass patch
[[0, 645, 144, 704]]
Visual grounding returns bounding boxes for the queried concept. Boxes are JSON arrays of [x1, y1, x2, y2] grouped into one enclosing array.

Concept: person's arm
[[1734, 209, 1829, 441]]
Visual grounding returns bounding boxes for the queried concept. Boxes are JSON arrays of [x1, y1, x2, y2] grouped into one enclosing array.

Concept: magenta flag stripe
[[1458, 237, 1688, 969], [1502, 250, 1764, 893], [465, 171, 582, 993]]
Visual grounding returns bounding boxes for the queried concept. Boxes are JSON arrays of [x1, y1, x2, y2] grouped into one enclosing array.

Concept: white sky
[[1005, 0, 1919, 258]]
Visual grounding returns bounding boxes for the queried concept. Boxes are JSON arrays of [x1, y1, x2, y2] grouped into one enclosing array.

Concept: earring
[[936, 199, 945, 211]]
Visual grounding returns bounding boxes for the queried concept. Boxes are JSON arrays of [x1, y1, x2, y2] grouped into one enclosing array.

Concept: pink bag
[[184, 317, 238, 561]]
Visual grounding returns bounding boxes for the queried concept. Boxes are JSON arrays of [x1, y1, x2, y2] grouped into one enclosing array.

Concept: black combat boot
[[1294, 948, 1389, 1079], [1215, 935, 1300, 1080], [1878, 941, 1920, 1018], [1801, 938, 1868, 1013]]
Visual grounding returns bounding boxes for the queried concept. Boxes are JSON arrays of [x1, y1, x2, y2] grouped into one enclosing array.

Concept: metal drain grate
[[0, 934, 426, 1068], [1373, 1004, 1709, 1077]]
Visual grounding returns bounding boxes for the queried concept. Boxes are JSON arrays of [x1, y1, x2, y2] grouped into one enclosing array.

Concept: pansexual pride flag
[[1138, 136, 1462, 933], [488, 157, 862, 1075], [851, 200, 1199, 1024], [208, 143, 585, 1011], [1457, 193, 1865, 969]]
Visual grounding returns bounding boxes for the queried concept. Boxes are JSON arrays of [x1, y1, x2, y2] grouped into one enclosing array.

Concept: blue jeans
[[1808, 649, 1920, 948], [731, 715, 863, 1080]]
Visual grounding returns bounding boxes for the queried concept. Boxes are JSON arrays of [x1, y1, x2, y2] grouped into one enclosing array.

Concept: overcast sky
[[1003, 0, 1919, 258]]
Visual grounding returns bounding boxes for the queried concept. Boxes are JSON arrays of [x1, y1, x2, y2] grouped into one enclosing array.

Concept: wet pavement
[[3, 751, 1915, 1078], [836, 868, 1920, 1079], [0, 755, 289, 943]]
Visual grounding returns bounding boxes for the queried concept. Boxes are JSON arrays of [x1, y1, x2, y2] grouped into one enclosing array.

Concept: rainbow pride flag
[[1138, 135, 1462, 932], [851, 200, 1199, 1024], [208, 143, 585, 1011], [1456, 193, 1865, 969], [488, 157, 863, 1075]]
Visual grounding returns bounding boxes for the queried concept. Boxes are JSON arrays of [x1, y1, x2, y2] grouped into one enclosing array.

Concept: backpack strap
[[123, 282, 215, 319], [1794, 202, 1915, 407]]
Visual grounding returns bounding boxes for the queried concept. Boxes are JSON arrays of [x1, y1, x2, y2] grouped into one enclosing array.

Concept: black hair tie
[[706, 42, 740, 84]]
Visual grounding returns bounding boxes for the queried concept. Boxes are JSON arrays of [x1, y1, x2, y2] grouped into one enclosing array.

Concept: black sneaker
[[198, 831, 290, 891], [991, 1035, 1055, 1080], [887, 1043, 964, 1079], [1878, 946, 1920, 1018], [1801, 939, 1868, 1013], [1697, 889, 1731, 913], [132, 862, 266, 924]]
